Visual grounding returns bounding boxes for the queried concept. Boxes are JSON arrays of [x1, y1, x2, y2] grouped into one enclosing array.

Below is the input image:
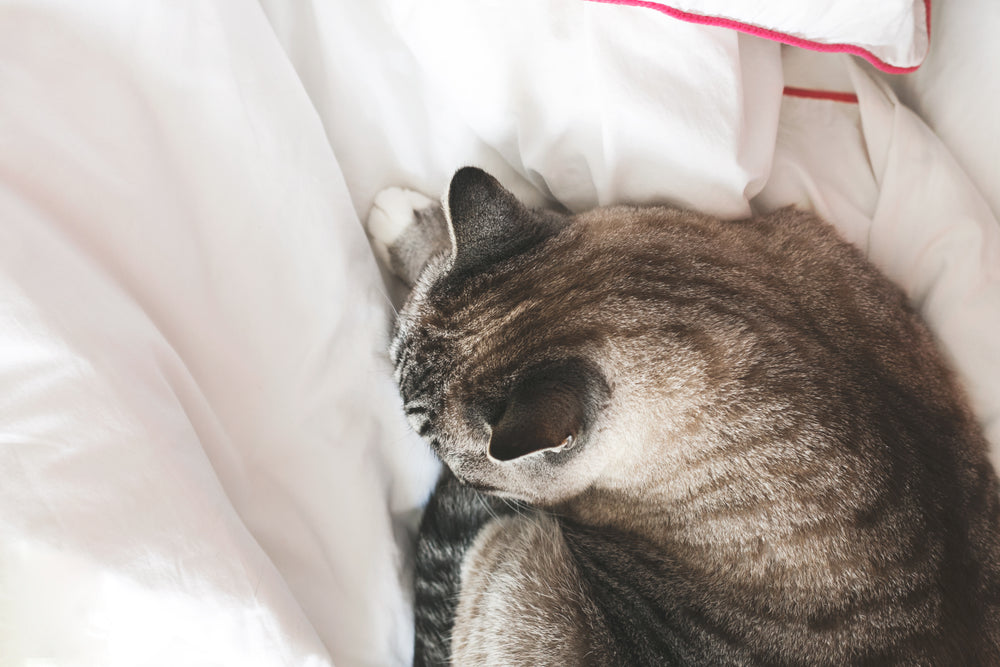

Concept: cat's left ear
[[443, 167, 560, 275], [487, 359, 610, 462]]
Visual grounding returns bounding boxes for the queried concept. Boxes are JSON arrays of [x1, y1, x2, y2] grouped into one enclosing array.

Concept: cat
[[365, 167, 1000, 665]]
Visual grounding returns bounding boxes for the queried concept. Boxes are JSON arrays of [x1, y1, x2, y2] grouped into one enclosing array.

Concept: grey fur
[[369, 168, 1000, 665]]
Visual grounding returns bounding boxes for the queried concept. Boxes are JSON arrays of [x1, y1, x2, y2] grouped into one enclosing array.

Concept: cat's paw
[[366, 187, 451, 286], [366, 187, 437, 268]]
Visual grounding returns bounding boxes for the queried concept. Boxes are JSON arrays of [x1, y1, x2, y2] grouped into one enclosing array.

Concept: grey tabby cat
[[366, 167, 1000, 665]]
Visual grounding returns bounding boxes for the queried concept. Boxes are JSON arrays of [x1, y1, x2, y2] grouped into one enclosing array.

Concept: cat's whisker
[[370, 282, 398, 318]]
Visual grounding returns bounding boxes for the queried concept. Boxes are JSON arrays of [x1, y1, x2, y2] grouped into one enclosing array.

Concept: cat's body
[[366, 168, 1000, 665]]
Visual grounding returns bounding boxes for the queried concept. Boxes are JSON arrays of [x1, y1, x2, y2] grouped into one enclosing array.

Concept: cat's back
[[570, 204, 982, 463]]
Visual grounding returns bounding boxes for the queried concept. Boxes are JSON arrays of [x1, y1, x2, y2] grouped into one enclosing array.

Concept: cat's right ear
[[443, 167, 559, 276]]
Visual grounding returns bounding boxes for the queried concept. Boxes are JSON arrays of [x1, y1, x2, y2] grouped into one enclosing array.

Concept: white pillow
[[588, 0, 930, 72]]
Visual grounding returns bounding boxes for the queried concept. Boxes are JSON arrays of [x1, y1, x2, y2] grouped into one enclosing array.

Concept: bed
[[1, 0, 997, 665]]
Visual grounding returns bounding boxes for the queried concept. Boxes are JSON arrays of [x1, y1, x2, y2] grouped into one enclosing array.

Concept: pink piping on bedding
[[782, 87, 859, 104], [586, 0, 931, 74]]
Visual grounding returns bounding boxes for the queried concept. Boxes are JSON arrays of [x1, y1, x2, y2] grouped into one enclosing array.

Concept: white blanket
[[1, 1, 997, 665]]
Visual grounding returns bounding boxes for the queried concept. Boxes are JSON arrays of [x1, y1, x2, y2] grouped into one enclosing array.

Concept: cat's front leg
[[366, 187, 451, 287]]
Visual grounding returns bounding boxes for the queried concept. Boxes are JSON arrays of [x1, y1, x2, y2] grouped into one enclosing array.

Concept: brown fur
[[372, 168, 1000, 665]]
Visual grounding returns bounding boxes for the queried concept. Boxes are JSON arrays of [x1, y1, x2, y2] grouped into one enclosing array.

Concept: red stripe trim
[[585, 0, 931, 74], [782, 87, 859, 104]]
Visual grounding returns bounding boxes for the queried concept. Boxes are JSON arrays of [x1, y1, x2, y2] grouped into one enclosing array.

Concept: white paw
[[366, 187, 435, 267]]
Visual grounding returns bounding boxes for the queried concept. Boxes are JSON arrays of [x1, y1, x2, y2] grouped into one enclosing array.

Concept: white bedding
[[1, 1, 997, 665]]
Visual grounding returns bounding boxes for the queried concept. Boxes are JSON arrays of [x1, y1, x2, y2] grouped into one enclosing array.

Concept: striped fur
[[412, 469, 527, 666], [375, 168, 1000, 665]]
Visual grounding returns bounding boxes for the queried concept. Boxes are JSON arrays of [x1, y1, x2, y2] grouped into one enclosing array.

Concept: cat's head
[[390, 168, 689, 506]]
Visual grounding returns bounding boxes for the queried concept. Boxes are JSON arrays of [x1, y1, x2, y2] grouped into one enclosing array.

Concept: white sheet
[[876, 0, 1000, 221], [0, 2, 434, 665], [259, 0, 782, 218], [1, 1, 998, 666]]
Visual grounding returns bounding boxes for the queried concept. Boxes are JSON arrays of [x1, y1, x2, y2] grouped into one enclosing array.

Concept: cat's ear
[[444, 167, 558, 275], [488, 360, 609, 462]]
